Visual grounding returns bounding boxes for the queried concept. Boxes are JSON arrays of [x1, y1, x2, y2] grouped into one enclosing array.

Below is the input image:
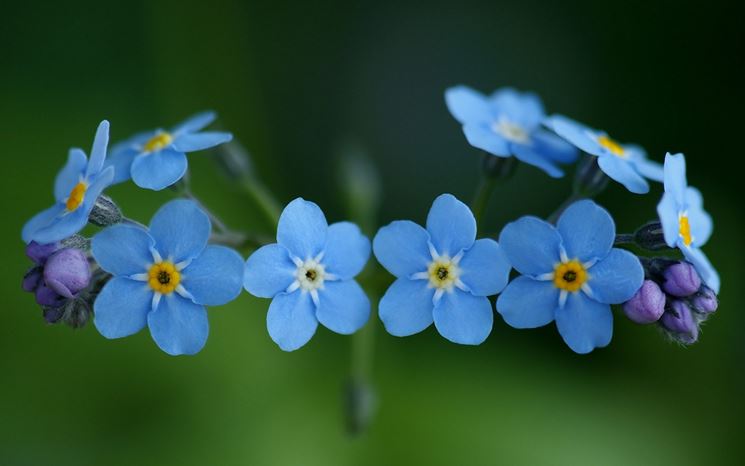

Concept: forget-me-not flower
[[545, 114, 663, 194], [22, 121, 115, 244], [373, 194, 511, 345], [106, 111, 232, 191], [445, 86, 579, 178], [497, 200, 643, 354], [92, 200, 244, 355], [656, 153, 719, 293], [243, 198, 371, 351]]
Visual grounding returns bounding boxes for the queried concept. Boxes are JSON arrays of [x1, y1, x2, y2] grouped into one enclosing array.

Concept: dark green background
[[2, 1, 744, 465]]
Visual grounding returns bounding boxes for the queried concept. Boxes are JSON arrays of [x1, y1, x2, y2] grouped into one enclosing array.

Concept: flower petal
[[172, 111, 216, 135], [92, 225, 154, 276], [586, 249, 644, 304], [496, 276, 558, 328], [426, 194, 476, 256], [490, 88, 544, 130], [544, 115, 602, 156], [597, 155, 649, 194], [557, 200, 615, 262], [182, 245, 244, 306], [131, 147, 188, 191], [432, 290, 493, 345], [531, 130, 579, 164], [94, 277, 152, 338], [499, 216, 561, 276], [656, 192, 679, 247], [685, 187, 713, 246], [373, 220, 431, 278], [462, 124, 510, 156], [22, 204, 65, 244], [149, 200, 211, 263], [555, 293, 612, 354], [663, 153, 687, 205], [243, 244, 296, 298], [28, 206, 88, 245], [511, 143, 564, 178], [444, 85, 492, 124], [316, 280, 370, 334], [171, 131, 233, 152], [322, 222, 370, 280], [266, 291, 318, 351], [378, 278, 434, 336], [86, 120, 109, 178], [682, 247, 720, 294], [276, 198, 328, 260], [632, 157, 664, 182], [54, 148, 87, 201], [148, 294, 209, 355], [458, 239, 511, 296]]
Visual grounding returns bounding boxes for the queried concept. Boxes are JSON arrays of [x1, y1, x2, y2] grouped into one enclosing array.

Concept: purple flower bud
[[662, 261, 701, 297], [25, 241, 60, 265], [660, 300, 698, 344], [691, 287, 718, 314], [22, 266, 43, 292], [35, 283, 66, 308], [622, 280, 666, 324], [43, 307, 65, 324], [43, 248, 91, 298]]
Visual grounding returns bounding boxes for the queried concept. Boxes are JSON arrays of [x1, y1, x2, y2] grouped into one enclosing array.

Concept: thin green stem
[[470, 175, 499, 229], [240, 176, 282, 227], [614, 233, 635, 246]]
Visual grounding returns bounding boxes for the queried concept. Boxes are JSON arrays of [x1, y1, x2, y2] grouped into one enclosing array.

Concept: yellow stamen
[[148, 261, 181, 294], [553, 260, 588, 292], [65, 182, 88, 211], [597, 135, 625, 157], [679, 215, 692, 246], [143, 132, 173, 153]]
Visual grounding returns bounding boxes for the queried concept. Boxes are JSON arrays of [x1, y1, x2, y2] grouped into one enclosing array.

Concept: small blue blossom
[[545, 114, 663, 194], [373, 194, 511, 345], [243, 198, 371, 351], [445, 86, 579, 178], [656, 153, 719, 293], [106, 111, 232, 191], [91, 200, 244, 355], [22, 121, 115, 244], [497, 200, 644, 354]]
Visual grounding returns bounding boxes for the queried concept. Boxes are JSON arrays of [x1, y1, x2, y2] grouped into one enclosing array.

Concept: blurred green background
[[2, 0, 744, 465]]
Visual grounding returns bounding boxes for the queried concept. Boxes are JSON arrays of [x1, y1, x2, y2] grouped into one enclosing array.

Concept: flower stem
[[239, 176, 282, 227], [470, 176, 499, 229], [470, 154, 517, 228], [614, 233, 635, 246], [547, 192, 584, 224]]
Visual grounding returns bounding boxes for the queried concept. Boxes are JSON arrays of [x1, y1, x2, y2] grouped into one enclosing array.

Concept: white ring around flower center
[[411, 244, 468, 302], [491, 117, 530, 144], [295, 258, 326, 291]]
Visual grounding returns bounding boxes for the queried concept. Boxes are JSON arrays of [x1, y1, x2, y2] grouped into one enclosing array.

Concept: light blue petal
[[54, 148, 87, 201], [511, 143, 564, 178], [458, 239, 511, 296], [444, 85, 492, 124], [557, 200, 615, 262], [378, 278, 434, 336], [544, 115, 603, 156], [586, 249, 644, 304], [22, 204, 65, 243], [86, 120, 110, 178], [490, 88, 544, 130], [182, 245, 244, 306], [148, 294, 209, 356], [656, 192, 680, 247], [323, 222, 370, 280], [28, 206, 88, 244], [316, 280, 370, 334], [682, 247, 720, 294], [531, 129, 580, 164], [105, 147, 138, 184], [172, 111, 217, 135], [92, 225, 154, 276], [276, 198, 328, 260], [597, 155, 649, 194], [663, 153, 687, 205], [462, 124, 511, 156], [373, 220, 431, 278], [633, 157, 664, 182], [149, 200, 211, 263], [685, 187, 712, 246], [244, 244, 296, 298], [131, 147, 188, 191], [426, 194, 476, 256], [496, 276, 558, 328], [432, 290, 493, 345], [266, 291, 318, 351], [555, 293, 612, 354], [498, 216, 561, 276], [93, 277, 151, 338], [171, 131, 233, 152]]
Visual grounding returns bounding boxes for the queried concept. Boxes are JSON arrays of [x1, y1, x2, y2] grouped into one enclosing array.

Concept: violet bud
[[691, 286, 718, 314], [35, 283, 66, 308], [660, 300, 698, 344], [662, 261, 701, 297], [42, 306, 65, 324], [22, 266, 43, 292], [622, 280, 666, 324], [25, 241, 60, 265], [43, 248, 91, 298]]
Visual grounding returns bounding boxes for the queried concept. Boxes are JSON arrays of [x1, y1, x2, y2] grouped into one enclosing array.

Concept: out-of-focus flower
[[244, 198, 371, 351], [622, 280, 666, 324], [497, 200, 644, 354], [662, 261, 701, 297], [373, 194, 511, 345], [445, 86, 578, 178]]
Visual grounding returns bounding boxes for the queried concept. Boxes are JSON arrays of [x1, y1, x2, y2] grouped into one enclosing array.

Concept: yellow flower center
[[597, 135, 625, 157], [428, 259, 459, 290], [679, 214, 692, 246], [143, 132, 173, 153], [148, 261, 181, 294], [65, 182, 88, 211], [553, 260, 588, 292]]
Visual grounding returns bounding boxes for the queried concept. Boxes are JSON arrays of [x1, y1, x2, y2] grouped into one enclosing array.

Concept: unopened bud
[[22, 267, 43, 292], [43, 248, 91, 298], [42, 306, 65, 324], [62, 299, 92, 329], [633, 222, 669, 251], [35, 283, 65, 308], [691, 287, 718, 314], [622, 280, 666, 324], [89, 195, 122, 227], [662, 261, 701, 297], [660, 300, 698, 344], [25, 241, 60, 264]]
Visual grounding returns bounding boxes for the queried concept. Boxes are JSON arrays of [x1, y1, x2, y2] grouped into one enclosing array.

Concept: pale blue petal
[[426, 194, 476, 256], [378, 278, 434, 336], [682, 247, 720, 294], [498, 216, 561, 276], [244, 244, 296, 298], [93, 277, 151, 338], [105, 147, 138, 184], [131, 147, 188, 191], [149, 200, 211, 263], [91, 225, 154, 276], [373, 220, 431, 278], [496, 276, 558, 328], [444, 86, 492, 124], [656, 192, 679, 247], [86, 120, 110, 178], [432, 290, 493, 345], [323, 222, 370, 280], [490, 88, 544, 130], [22, 204, 65, 243], [266, 291, 318, 351], [633, 157, 664, 182], [171, 131, 233, 152], [172, 111, 217, 135], [182, 245, 244, 306], [597, 155, 649, 194], [555, 293, 612, 354], [276, 198, 328, 260], [586, 249, 644, 304], [28, 206, 88, 245], [685, 188, 712, 246], [148, 294, 209, 356], [462, 124, 511, 156], [557, 200, 615, 262], [54, 148, 87, 201], [458, 239, 511, 296], [544, 115, 603, 156], [663, 153, 687, 205], [82, 165, 114, 207], [511, 143, 564, 178], [531, 130, 579, 164], [316, 280, 370, 334]]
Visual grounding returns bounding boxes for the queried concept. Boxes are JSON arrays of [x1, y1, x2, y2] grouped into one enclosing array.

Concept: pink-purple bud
[[662, 261, 701, 297], [623, 280, 666, 324], [25, 241, 60, 265], [43, 248, 91, 298], [691, 287, 718, 314], [22, 267, 43, 292], [660, 300, 698, 344], [35, 283, 65, 308]]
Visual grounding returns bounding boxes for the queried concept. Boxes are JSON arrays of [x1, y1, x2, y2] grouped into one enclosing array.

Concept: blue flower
[[545, 114, 663, 194], [373, 194, 511, 345], [496, 200, 643, 354], [106, 111, 232, 191], [22, 121, 115, 244], [91, 200, 244, 355], [243, 198, 371, 351], [656, 153, 719, 293], [445, 86, 579, 178]]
